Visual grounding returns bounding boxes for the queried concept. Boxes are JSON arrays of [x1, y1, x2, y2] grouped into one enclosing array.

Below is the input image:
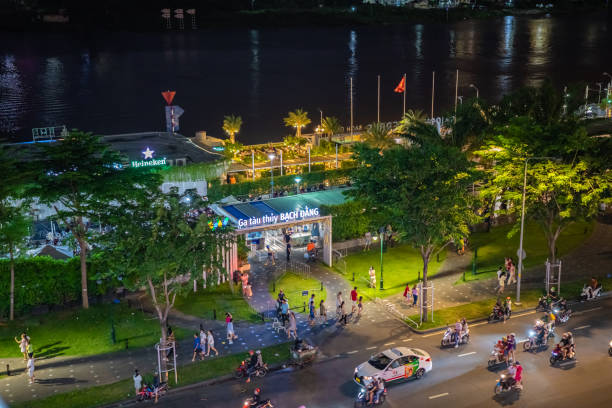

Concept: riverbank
[[1, 3, 609, 32]]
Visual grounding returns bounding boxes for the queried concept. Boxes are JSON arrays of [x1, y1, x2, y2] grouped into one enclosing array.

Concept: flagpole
[[431, 71, 435, 119], [377, 75, 381, 123], [403, 73, 406, 117], [454, 69, 459, 117], [350, 77, 354, 138]]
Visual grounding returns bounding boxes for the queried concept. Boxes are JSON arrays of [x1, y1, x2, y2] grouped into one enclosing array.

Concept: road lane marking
[[559, 360, 578, 366], [347, 350, 358, 354], [402, 338, 413, 342], [573, 325, 590, 330], [422, 331, 445, 338], [366, 346, 377, 350], [384, 342, 396, 346], [457, 352, 476, 357], [428, 393, 449, 399], [573, 307, 602, 316]]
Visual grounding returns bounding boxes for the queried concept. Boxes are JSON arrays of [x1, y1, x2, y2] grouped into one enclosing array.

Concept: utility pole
[[377, 75, 381, 123], [431, 71, 435, 119], [350, 77, 354, 137]]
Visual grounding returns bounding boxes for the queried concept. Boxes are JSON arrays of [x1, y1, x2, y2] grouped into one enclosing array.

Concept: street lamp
[[469, 84, 479, 99], [378, 226, 385, 290], [516, 156, 558, 304], [268, 153, 276, 196], [457, 96, 463, 105], [294, 177, 302, 195]]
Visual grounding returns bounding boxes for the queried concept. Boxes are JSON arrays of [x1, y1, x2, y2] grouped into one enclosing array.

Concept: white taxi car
[[354, 347, 432, 385]]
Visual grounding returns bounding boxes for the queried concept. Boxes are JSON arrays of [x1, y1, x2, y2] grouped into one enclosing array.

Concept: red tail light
[[425, 358, 431, 362]]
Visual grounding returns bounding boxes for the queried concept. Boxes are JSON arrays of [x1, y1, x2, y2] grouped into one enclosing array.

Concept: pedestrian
[[506, 333, 516, 365], [244, 283, 253, 299], [26, 353, 35, 384], [403, 284, 411, 304], [165, 325, 175, 362], [496, 273, 505, 294], [338, 301, 348, 325], [286, 242, 291, 261], [225, 312, 238, 344], [15, 333, 29, 361], [265, 245, 275, 266], [240, 272, 249, 296], [363, 231, 372, 251], [412, 286, 418, 306], [199, 327, 207, 356], [133, 369, 143, 395], [336, 292, 343, 318], [319, 299, 327, 323], [206, 330, 219, 357], [280, 299, 289, 326], [350, 286, 358, 314], [308, 294, 316, 326], [496, 266, 503, 280], [458, 237, 465, 255], [287, 311, 298, 339], [192, 333, 204, 361], [369, 266, 376, 288], [508, 261, 516, 285], [357, 296, 363, 317]]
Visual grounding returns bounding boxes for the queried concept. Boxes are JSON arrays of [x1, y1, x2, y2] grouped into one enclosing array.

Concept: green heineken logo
[[131, 147, 167, 168]]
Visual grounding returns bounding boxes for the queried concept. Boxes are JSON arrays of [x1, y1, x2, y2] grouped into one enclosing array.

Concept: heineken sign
[[131, 147, 167, 168]]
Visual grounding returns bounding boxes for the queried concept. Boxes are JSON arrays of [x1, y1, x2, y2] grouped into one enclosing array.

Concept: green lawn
[[0, 303, 188, 359], [14, 342, 291, 408], [269, 272, 327, 313], [335, 243, 446, 300], [461, 220, 594, 283], [173, 282, 260, 323]]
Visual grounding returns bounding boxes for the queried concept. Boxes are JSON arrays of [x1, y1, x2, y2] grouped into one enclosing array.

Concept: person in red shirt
[[513, 361, 523, 389], [350, 287, 358, 314], [403, 284, 410, 303]]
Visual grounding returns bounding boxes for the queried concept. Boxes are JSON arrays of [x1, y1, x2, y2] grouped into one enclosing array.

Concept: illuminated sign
[[208, 217, 230, 231], [237, 207, 320, 229], [130, 147, 167, 168]]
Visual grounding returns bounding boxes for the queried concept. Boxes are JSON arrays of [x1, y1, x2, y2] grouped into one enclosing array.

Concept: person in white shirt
[[133, 369, 142, 395], [27, 354, 35, 384]]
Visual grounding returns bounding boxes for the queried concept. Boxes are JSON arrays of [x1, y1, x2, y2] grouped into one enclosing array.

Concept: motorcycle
[[536, 295, 552, 311], [523, 330, 549, 351], [608, 340, 612, 357], [579, 284, 603, 302], [234, 360, 268, 379], [550, 345, 576, 365], [494, 372, 522, 394], [440, 327, 469, 347], [488, 307, 510, 322], [242, 398, 273, 408], [488, 349, 512, 367], [136, 382, 168, 402], [354, 379, 387, 407], [552, 307, 572, 324]]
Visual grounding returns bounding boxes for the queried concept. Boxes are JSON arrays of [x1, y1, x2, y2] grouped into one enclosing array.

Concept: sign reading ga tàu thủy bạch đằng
[[237, 207, 320, 229]]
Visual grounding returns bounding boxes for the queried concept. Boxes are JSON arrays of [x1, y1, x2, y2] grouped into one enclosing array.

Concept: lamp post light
[[294, 177, 302, 195], [469, 83, 479, 99], [379, 226, 385, 290], [516, 156, 558, 304], [268, 153, 276, 196], [457, 95, 463, 105]]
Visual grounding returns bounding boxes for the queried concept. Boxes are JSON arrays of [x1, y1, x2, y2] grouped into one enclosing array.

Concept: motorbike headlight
[[354, 368, 358, 374], [529, 331, 535, 336], [553, 309, 559, 313], [500, 374, 505, 379], [609, 340, 612, 347]]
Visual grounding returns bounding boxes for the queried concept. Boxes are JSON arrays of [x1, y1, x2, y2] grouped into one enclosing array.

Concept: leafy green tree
[[362, 122, 395, 150], [349, 125, 477, 320], [0, 209, 30, 321], [222, 115, 243, 144], [28, 131, 130, 309], [322, 116, 342, 141], [99, 186, 234, 350], [321, 201, 371, 242], [284, 109, 311, 138]]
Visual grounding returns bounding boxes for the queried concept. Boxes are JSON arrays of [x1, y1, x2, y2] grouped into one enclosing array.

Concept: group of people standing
[[496, 257, 517, 294], [14, 333, 35, 384], [275, 290, 299, 339], [192, 327, 219, 361], [402, 283, 419, 306]]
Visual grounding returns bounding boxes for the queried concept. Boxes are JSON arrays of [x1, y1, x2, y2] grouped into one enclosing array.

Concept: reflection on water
[[0, 14, 611, 143]]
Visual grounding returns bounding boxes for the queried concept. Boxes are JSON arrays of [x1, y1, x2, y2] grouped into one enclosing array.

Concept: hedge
[[0, 256, 107, 318], [321, 201, 372, 242]]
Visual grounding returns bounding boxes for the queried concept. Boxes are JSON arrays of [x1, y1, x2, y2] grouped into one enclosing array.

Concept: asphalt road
[[159, 298, 612, 408]]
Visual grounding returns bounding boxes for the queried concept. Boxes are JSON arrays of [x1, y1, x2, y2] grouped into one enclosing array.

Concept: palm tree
[[283, 109, 311, 138], [404, 109, 427, 125], [362, 122, 396, 150], [322, 116, 342, 142], [222, 115, 243, 143]]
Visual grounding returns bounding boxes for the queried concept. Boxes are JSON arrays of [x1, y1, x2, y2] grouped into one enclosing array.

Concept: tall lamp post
[[294, 177, 301, 195], [516, 156, 557, 304], [379, 226, 385, 290], [268, 153, 276, 196], [469, 83, 479, 99]]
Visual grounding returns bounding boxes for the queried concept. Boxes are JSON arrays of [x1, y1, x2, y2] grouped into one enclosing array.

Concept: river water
[[1, 14, 611, 144]]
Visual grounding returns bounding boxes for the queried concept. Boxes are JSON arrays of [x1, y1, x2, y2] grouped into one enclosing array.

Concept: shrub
[[321, 201, 371, 242]]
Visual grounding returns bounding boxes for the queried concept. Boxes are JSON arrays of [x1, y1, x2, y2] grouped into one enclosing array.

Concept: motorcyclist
[[374, 375, 385, 403], [454, 319, 462, 348], [503, 297, 512, 320], [366, 375, 384, 405], [492, 302, 503, 319], [247, 388, 262, 407], [246, 350, 263, 383], [534, 320, 548, 344], [560, 332, 575, 359], [461, 318, 469, 337]]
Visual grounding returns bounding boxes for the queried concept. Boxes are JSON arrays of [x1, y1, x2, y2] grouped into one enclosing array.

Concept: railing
[[375, 297, 421, 329]]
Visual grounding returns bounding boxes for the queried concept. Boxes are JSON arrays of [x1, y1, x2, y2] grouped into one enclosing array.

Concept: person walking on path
[[192, 333, 204, 361], [225, 312, 238, 344], [308, 294, 316, 326], [319, 299, 327, 323], [133, 369, 143, 396], [240, 272, 249, 296], [199, 327, 207, 354], [205, 330, 219, 356], [280, 299, 289, 326], [508, 260, 517, 285], [412, 286, 418, 306], [286, 242, 292, 261], [357, 296, 363, 317], [15, 333, 29, 361], [496, 273, 506, 295], [350, 286, 358, 314], [369, 266, 376, 288], [336, 292, 343, 318], [363, 231, 372, 251], [265, 245, 275, 266], [26, 353, 35, 384], [338, 301, 348, 325], [403, 284, 411, 304], [287, 311, 298, 339]]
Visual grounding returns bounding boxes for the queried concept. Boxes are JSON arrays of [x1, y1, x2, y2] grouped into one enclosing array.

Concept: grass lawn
[[269, 272, 327, 313], [14, 342, 291, 408], [0, 303, 188, 359], [411, 276, 612, 330], [173, 282, 260, 323], [334, 243, 446, 300], [461, 220, 594, 283]]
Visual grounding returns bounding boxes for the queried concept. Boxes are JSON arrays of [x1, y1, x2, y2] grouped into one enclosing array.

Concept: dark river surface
[[1, 14, 611, 144]]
